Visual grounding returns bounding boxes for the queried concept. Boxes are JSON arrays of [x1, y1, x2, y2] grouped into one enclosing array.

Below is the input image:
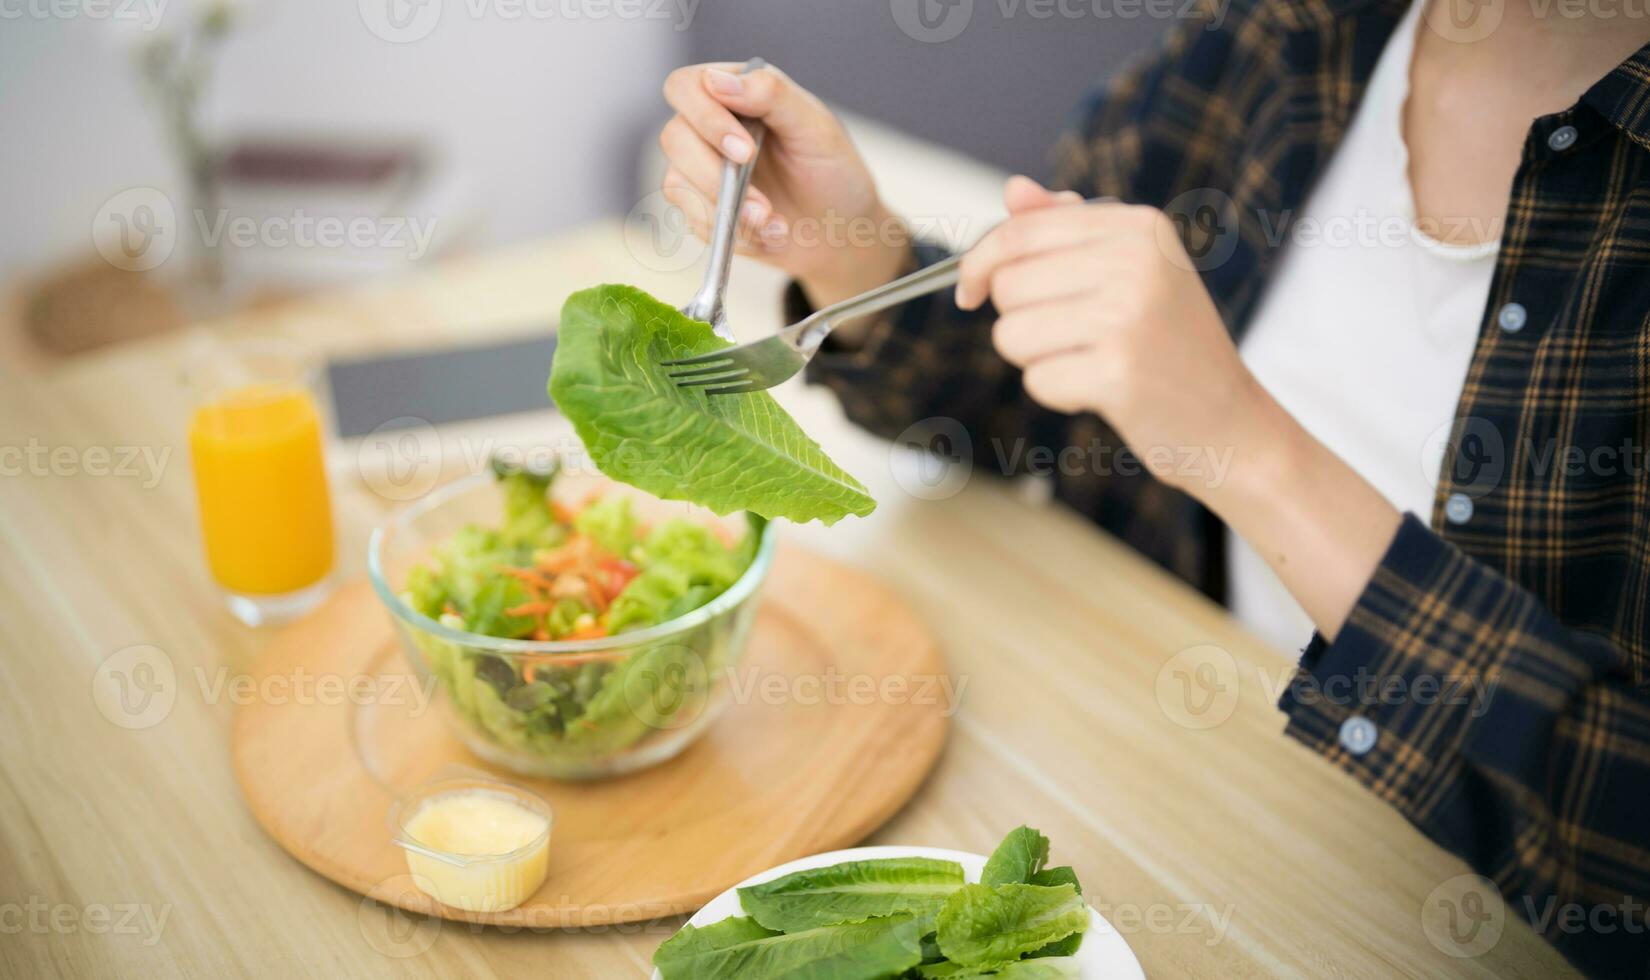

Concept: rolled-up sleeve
[[1280, 514, 1650, 976]]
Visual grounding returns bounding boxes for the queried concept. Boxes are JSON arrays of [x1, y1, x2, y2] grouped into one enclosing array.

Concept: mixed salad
[[653, 827, 1090, 979], [398, 459, 764, 769]]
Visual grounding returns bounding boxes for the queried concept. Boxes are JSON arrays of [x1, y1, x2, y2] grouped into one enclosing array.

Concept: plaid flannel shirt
[[797, 0, 1650, 973]]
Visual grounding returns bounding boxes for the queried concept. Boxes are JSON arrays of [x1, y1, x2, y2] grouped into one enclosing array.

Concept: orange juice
[[189, 383, 335, 596]]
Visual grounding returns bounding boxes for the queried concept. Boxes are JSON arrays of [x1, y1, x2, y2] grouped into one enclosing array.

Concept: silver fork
[[664, 251, 963, 395], [679, 58, 767, 341]]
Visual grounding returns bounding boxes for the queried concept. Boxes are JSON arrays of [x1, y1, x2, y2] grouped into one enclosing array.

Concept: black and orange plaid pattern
[[798, 0, 1650, 973]]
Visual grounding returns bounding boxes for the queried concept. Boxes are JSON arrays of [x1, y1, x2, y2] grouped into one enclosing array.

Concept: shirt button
[[1497, 302, 1527, 333], [1339, 715, 1378, 756], [1548, 125, 1578, 151], [1446, 493, 1475, 524]]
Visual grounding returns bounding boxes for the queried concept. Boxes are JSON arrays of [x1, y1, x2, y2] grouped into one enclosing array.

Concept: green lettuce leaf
[[653, 915, 779, 967], [993, 960, 1082, 978], [652, 913, 922, 980], [548, 284, 875, 525], [737, 857, 967, 933], [491, 457, 564, 550], [1026, 867, 1079, 892], [606, 517, 746, 632], [466, 575, 538, 638], [980, 827, 1051, 887], [572, 493, 638, 555], [936, 884, 1089, 968], [1024, 867, 1084, 958], [916, 958, 1082, 979]]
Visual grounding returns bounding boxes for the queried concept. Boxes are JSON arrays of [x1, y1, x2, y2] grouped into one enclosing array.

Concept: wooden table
[[0, 223, 1576, 978]]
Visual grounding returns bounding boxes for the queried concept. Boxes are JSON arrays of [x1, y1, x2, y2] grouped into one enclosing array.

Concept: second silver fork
[[665, 250, 964, 395]]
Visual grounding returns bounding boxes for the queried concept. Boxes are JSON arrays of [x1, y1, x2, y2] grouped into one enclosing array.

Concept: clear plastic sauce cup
[[389, 774, 553, 913]]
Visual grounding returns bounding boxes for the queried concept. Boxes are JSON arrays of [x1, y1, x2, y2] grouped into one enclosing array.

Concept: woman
[[656, 0, 1649, 973]]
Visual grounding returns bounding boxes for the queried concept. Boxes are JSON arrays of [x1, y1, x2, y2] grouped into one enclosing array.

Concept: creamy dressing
[[400, 789, 550, 912]]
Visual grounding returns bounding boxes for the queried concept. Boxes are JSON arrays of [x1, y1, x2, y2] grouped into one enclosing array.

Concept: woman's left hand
[[956, 176, 1264, 496]]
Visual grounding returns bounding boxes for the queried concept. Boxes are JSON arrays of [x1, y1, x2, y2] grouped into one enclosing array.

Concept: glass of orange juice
[[188, 339, 335, 626]]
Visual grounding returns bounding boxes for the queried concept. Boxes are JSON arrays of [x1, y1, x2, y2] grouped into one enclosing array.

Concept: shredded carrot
[[505, 600, 555, 617], [565, 624, 609, 641], [551, 500, 579, 525], [586, 575, 609, 612], [536, 549, 581, 574], [500, 566, 557, 592]]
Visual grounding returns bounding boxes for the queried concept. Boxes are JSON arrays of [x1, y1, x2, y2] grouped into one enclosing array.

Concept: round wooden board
[[231, 545, 948, 927]]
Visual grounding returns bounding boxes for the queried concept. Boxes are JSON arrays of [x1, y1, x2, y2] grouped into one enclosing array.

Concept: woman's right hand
[[659, 62, 909, 308]]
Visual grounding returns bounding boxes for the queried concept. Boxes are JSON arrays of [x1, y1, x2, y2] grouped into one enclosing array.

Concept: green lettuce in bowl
[[368, 460, 775, 780]]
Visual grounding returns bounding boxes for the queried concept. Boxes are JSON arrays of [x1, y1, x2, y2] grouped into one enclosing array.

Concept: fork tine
[[667, 362, 752, 381], [703, 380, 768, 396], [675, 369, 752, 389], [659, 351, 735, 368]]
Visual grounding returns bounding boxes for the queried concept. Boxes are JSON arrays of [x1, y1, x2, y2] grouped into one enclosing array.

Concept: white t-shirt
[[1225, 0, 1499, 656]]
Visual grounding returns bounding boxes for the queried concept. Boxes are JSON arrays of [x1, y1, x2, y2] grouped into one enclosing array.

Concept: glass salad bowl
[[368, 464, 776, 781]]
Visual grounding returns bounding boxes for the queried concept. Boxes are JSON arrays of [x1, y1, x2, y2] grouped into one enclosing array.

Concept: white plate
[[649, 845, 1146, 979]]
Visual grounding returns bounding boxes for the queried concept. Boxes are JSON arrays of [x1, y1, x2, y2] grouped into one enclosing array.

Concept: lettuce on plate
[[548, 284, 875, 525], [917, 959, 1081, 978], [977, 827, 1086, 960], [935, 884, 1089, 969], [652, 827, 1092, 979], [738, 857, 967, 932], [1022, 867, 1084, 959], [653, 913, 923, 980], [980, 827, 1051, 888]]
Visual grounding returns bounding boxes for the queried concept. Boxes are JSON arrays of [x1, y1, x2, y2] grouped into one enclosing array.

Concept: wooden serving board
[[231, 545, 948, 927]]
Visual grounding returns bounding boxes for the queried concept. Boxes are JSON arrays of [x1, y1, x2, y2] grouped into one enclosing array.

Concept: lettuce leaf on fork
[[548, 285, 875, 525]]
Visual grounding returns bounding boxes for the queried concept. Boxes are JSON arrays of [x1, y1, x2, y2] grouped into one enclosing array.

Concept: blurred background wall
[[686, 0, 1166, 178], [0, 0, 1168, 283], [0, 0, 686, 277]]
